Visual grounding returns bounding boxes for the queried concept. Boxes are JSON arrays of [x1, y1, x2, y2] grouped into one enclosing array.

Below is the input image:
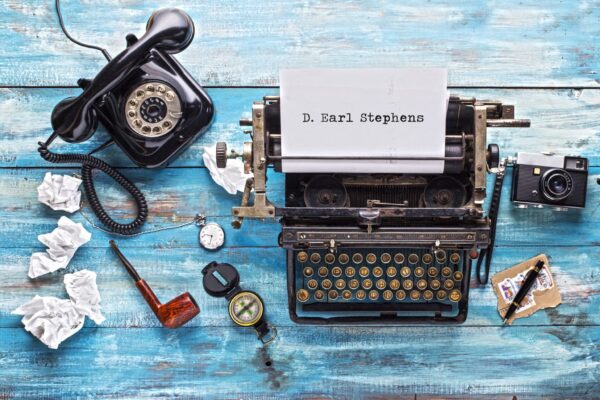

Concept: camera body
[[511, 152, 588, 210]]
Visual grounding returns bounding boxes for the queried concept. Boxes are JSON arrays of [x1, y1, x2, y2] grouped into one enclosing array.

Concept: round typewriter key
[[321, 279, 333, 290], [453, 271, 464, 281], [441, 267, 452, 277], [389, 279, 400, 290], [297, 252, 308, 263], [394, 253, 405, 264], [396, 290, 406, 300], [435, 249, 447, 263], [356, 290, 367, 300], [369, 290, 379, 300], [314, 290, 325, 300], [429, 279, 441, 290], [414, 267, 425, 277], [386, 266, 397, 277], [382, 290, 393, 301], [423, 290, 434, 301], [436, 290, 447, 300], [345, 266, 356, 277], [318, 266, 329, 277], [381, 253, 392, 264], [348, 279, 359, 290], [403, 279, 414, 290], [362, 279, 373, 290], [352, 253, 363, 264], [422, 253, 433, 264], [416, 279, 428, 290], [332, 266, 342, 277], [373, 266, 384, 278], [324, 253, 335, 264], [307, 279, 318, 290], [335, 279, 346, 290], [444, 279, 455, 290], [410, 290, 420, 300], [449, 289, 462, 302], [296, 289, 310, 303], [408, 253, 419, 265], [342, 290, 352, 300], [366, 253, 377, 264], [310, 253, 321, 263], [359, 266, 370, 278], [303, 267, 314, 277], [400, 266, 411, 278], [376, 279, 387, 290], [428, 267, 438, 277], [338, 253, 350, 264], [328, 290, 339, 300], [450, 252, 461, 264]]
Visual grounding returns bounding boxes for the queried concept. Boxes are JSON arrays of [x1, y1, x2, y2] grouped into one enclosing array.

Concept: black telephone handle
[[51, 8, 195, 143]]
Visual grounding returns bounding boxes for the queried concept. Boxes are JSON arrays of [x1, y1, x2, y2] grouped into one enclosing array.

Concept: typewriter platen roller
[[217, 95, 529, 323]]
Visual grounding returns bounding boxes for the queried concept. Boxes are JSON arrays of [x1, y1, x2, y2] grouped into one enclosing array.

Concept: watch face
[[199, 223, 225, 250], [228, 291, 263, 327]]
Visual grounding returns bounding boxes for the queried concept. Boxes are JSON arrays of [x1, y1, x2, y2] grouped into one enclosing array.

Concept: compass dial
[[199, 223, 225, 250], [228, 291, 263, 327]]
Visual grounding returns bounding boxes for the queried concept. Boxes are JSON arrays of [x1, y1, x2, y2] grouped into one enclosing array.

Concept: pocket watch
[[197, 217, 225, 251]]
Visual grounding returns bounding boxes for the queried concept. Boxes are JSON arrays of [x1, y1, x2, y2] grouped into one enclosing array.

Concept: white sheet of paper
[[280, 68, 448, 173]]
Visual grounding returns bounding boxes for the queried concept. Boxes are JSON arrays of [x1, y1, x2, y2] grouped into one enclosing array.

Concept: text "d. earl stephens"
[[302, 112, 424, 125]]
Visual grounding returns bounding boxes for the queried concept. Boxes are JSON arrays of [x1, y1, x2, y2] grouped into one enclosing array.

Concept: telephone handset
[[39, 7, 213, 235]]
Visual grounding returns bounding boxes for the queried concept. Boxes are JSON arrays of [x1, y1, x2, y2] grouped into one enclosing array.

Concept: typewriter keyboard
[[292, 247, 469, 321]]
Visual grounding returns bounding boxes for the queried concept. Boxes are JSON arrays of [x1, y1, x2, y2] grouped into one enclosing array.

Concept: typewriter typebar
[[216, 95, 529, 323]]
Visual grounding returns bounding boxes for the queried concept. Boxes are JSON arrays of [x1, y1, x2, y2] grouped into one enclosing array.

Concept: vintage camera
[[511, 152, 588, 210]]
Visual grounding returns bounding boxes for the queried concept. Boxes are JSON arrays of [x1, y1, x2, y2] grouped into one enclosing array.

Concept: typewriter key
[[348, 279, 360, 290], [303, 267, 314, 277], [428, 267, 438, 277], [352, 253, 363, 264], [328, 290, 339, 300], [362, 279, 373, 290], [366, 253, 377, 264], [296, 289, 309, 303], [356, 290, 367, 300], [449, 289, 462, 302], [435, 249, 447, 263], [400, 266, 411, 278], [441, 267, 452, 277], [369, 290, 379, 300], [376, 279, 387, 290], [324, 253, 335, 264], [381, 253, 392, 264], [321, 279, 333, 290], [345, 266, 356, 277], [453, 271, 464, 281], [416, 279, 428, 290], [394, 253, 405, 264], [339, 253, 350, 264], [443, 280, 455, 290], [422, 253, 433, 264], [373, 266, 384, 278], [307, 279, 318, 290], [297, 252, 308, 263], [382, 290, 393, 301], [403, 280, 414, 290], [318, 267, 329, 277], [389, 279, 400, 290], [429, 279, 441, 290], [386, 266, 397, 277], [410, 290, 420, 300], [314, 290, 325, 300], [423, 290, 434, 301], [396, 290, 406, 300], [342, 290, 352, 300], [436, 290, 447, 300], [359, 266, 370, 278], [450, 252, 461, 264], [408, 253, 419, 265], [331, 266, 342, 277], [311, 253, 321, 263], [335, 279, 346, 290], [414, 267, 425, 278]]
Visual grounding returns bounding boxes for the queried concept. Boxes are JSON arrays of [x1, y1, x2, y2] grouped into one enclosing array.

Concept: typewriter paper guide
[[280, 68, 448, 173]]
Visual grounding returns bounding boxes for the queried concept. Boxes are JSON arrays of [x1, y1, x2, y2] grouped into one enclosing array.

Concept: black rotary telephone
[[39, 4, 213, 234]]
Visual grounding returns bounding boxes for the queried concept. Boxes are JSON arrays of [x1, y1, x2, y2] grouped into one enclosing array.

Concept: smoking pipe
[[109, 240, 200, 328]]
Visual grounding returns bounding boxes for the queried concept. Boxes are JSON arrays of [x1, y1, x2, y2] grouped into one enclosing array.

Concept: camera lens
[[541, 169, 573, 201]]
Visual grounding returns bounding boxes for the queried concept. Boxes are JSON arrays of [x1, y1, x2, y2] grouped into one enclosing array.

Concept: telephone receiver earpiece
[[51, 8, 195, 143]]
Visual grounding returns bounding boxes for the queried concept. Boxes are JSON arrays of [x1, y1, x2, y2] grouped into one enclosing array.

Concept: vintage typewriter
[[216, 95, 529, 324]]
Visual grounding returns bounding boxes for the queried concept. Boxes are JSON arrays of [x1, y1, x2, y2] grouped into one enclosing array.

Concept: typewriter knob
[[216, 142, 228, 168], [487, 144, 500, 169]]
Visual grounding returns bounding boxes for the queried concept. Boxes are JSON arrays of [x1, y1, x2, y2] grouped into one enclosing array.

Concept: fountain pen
[[503, 260, 545, 324]]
